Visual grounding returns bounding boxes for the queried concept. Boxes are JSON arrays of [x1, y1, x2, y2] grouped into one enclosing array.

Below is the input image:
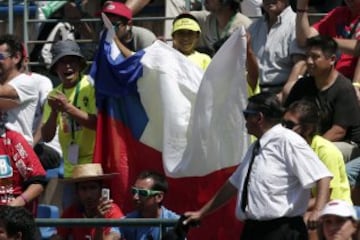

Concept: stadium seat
[[45, 158, 64, 179], [0, 3, 37, 17], [37, 204, 60, 240]]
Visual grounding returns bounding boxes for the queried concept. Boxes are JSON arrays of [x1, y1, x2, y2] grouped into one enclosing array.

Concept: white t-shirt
[[5, 73, 38, 145], [229, 124, 332, 221]]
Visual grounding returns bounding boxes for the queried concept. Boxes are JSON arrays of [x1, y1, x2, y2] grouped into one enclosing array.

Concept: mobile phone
[[101, 188, 110, 201]]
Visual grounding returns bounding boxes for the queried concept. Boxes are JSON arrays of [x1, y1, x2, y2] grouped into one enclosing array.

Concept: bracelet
[[297, 9, 308, 13], [19, 194, 28, 204], [353, 82, 360, 88]]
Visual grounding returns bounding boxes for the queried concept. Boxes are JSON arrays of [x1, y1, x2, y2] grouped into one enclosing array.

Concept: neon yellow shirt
[[187, 51, 212, 70], [43, 75, 96, 177], [311, 135, 352, 204]]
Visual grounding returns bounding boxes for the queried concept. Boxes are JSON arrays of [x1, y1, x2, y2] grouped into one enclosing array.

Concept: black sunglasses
[[281, 119, 300, 129]]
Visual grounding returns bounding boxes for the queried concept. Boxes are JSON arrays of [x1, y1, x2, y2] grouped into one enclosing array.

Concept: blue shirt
[[119, 206, 179, 240]]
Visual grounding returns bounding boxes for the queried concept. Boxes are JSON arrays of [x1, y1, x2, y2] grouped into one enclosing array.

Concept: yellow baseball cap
[[172, 17, 201, 34]]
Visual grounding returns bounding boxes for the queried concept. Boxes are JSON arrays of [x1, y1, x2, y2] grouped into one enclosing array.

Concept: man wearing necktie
[[184, 92, 333, 240]]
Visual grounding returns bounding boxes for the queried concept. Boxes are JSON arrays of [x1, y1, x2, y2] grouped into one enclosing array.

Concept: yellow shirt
[[187, 51, 212, 70], [42, 75, 96, 177], [311, 135, 352, 204]]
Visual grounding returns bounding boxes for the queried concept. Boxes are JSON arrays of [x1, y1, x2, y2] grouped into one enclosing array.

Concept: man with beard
[[285, 35, 360, 162], [115, 171, 180, 240], [50, 163, 123, 240], [0, 34, 38, 145]]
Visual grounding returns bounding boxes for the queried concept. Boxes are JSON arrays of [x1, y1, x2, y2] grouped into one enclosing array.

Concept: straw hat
[[63, 163, 119, 183]]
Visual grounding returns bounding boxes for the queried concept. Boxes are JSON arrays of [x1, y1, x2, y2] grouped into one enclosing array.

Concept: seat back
[[37, 204, 60, 240]]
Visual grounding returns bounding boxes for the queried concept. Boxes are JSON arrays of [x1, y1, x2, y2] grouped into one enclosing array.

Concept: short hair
[[0, 34, 24, 70], [306, 35, 338, 58], [248, 92, 284, 121], [286, 99, 320, 135], [137, 170, 168, 193], [0, 206, 36, 240]]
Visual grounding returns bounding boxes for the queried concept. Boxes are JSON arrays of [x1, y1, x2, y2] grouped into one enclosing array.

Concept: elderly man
[[184, 92, 332, 240]]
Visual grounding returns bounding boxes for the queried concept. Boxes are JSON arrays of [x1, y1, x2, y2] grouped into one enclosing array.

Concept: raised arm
[[296, 0, 319, 47], [125, 0, 152, 16], [335, 39, 360, 56]]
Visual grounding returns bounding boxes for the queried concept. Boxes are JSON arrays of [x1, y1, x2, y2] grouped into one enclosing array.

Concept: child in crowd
[[171, 13, 211, 71], [319, 200, 359, 240]]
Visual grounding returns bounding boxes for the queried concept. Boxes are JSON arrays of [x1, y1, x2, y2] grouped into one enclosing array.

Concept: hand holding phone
[[101, 188, 110, 201]]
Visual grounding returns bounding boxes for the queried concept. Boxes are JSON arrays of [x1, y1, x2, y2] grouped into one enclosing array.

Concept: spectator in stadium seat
[[114, 171, 180, 240], [191, 0, 252, 56], [0, 205, 38, 240], [296, 0, 360, 85], [41, 40, 97, 178], [100, 1, 157, 52], [50, 163, 123, 240], [172, 13, 212, 70], [248, 0, 307, 97], [285, 35, 360, 162]]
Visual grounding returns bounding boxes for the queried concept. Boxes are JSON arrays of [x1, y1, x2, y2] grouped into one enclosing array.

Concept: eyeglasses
[[281, 119, 300, 129], [131, 187, 162, 198], [242, 109, 259, 119], [0, 52, 11, 60]]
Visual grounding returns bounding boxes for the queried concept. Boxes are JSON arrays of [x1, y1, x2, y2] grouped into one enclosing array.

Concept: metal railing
[[35, 218, 178, 239]]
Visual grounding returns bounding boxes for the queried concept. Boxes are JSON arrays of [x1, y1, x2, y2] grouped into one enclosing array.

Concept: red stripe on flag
[[94, 111, 244, 239]]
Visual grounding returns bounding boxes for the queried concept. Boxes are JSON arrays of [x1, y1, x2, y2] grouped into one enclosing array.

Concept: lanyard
[[216, 14, 236, 40], [62, 80, 81, 143]]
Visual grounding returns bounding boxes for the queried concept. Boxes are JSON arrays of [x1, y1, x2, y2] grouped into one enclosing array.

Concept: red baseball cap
[[101, 1, 132, 20]]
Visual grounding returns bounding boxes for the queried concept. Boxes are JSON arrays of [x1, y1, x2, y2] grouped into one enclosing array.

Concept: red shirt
[[57, 203, 124, 239], [313, 7, 360, 80], [0, 130, 45, 204]]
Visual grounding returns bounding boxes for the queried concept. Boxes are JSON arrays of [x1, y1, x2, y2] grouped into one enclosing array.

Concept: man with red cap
[[101, 1, 156, 52]]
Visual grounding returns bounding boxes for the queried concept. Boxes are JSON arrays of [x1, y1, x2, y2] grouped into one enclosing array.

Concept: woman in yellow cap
[[172, 13, 212, 71]]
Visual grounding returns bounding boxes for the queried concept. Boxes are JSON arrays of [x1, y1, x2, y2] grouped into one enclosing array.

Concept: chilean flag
[[90, 15, 250, 239]]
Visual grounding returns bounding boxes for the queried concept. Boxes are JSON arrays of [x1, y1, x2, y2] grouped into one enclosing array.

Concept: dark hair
[[221, 0, 240, 11], [248, 92, 284, 121], [137, 170, 168, 193], [0, 34, 24, 70], [306, 35, 338, 58], [286, 99, 320, 136], [0, 206, 37, 240]]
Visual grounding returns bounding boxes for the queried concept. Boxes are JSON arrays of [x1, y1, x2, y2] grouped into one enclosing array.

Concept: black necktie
[[241, 140, 260, 212]]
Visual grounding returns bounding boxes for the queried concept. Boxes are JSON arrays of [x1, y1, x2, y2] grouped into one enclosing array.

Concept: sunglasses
[[242, 109, 260, 119], [0, 52, 11, 60], [131, 187, 162, 198], [281, 119, 300, 129]]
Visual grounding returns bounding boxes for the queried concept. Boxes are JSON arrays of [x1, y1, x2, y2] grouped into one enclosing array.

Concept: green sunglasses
[[131, 187, 162, 197]]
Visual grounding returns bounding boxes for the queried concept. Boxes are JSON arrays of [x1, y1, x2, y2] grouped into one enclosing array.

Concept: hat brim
[[49, 52, 87, 74], [61, 173, 119, 183]]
